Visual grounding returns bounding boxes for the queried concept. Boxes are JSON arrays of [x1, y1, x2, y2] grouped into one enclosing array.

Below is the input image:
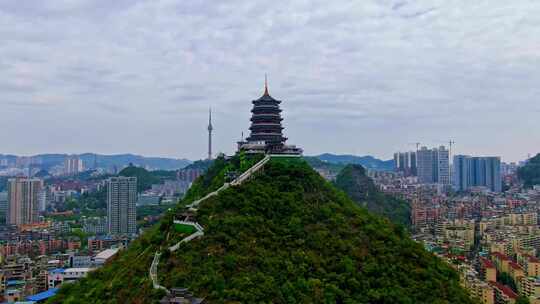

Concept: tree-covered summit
[[334, 164, 411, 227], [49, 156, 473, 304], [518, 153, 540, 188]]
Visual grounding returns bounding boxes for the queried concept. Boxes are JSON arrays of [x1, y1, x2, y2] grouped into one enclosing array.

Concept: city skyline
[[1, 1, 539, 162]]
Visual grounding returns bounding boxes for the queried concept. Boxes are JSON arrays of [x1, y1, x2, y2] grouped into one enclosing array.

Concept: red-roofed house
[[523, 255, 540, 277], [480, 257, 497, 282], [508, 261, 525, 282], [489, 281, 518, 304], [492, 252, 511, 274]]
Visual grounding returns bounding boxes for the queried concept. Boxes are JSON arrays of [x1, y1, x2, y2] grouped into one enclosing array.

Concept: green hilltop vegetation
[[119, 165, 177, 192], [49, 154, 473, 304], [183, 158, 214, 171], [303, 156, 346, 176], [518, 153, 540, 188], [334, 164, 411, 227]]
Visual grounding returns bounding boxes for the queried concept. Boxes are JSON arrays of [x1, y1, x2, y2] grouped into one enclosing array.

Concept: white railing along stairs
[[149, 154, 271, 293]]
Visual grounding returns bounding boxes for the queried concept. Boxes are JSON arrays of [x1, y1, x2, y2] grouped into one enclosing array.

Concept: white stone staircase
[[149, 154, 273, 292]]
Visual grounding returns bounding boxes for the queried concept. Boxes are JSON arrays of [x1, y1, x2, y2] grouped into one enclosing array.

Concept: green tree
[[518, 153, 540, 188], [516, 296, 530, 304], [119, 165, 159, 192], [498, 272, 518, 292], [334, 164, 411, 227]]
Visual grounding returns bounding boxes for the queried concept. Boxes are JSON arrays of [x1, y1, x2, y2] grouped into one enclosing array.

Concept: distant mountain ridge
[[0, 153, 192, 171], [0, 152, 393, 172], [313, 153, 394, 171]]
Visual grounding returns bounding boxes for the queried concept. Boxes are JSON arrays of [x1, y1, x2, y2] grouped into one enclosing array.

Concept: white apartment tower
[[64, 155, 84, 175]]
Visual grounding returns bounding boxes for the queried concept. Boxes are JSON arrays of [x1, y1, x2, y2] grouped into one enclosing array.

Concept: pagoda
[[238, 77, 302, 155]]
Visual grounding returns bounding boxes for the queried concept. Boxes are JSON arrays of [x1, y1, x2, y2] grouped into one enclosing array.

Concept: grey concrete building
[[107, 177, 137, 235], [417, 146, 450, 185], [7, 178, 43, 226]]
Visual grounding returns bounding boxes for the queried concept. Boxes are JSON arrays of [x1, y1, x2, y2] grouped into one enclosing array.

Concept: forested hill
[[49, 156, 473, 304], [334, 164, 412, 227], [518, 153, 540, 188], [314, 153, 394, 171]]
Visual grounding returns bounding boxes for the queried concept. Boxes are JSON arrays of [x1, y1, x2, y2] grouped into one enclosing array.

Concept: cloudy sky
[[1, 0, 539, 162]]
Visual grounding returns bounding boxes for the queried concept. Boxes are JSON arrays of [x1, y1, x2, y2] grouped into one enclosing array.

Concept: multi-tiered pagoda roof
[[238, 78, 302, 155], [246, 84, 286, 151]]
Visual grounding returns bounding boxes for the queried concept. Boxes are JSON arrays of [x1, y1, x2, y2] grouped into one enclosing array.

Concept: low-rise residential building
[[492, 252, 511, 274], [47, 268, 93, 289], [518, 254, 540, 277], [507, 261, 525, 282], [489, 281, 518, 304], [519, 277, 540, 299], [480, 257, 497, 282], [437, 219, 475, 251], [508, 212, 538, 226], [466, 278, 495, 304], [93, 248, 119, 266], [460, 265, 495, 304], [69, 255, 92, 268], [87, 235, 129, 254]]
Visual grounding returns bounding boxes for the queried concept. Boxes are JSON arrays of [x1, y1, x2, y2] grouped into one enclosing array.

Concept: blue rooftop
[[7, 280, 25, 286], [26, 288, 59, 301], [50, 268, 65, 274]]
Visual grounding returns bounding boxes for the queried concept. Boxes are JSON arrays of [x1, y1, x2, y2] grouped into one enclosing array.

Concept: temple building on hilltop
[[237, 78, 302, 155]]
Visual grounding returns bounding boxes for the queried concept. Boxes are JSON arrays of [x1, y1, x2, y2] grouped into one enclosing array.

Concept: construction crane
[[431, 140, 455, 154]]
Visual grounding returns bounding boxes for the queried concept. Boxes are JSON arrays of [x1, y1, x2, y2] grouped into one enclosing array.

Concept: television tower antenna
[[207, 108, 213, 160]]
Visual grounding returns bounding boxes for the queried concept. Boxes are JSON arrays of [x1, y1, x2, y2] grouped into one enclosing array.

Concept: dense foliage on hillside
[[119, 165, 178, 192], [50, 157, 473, 304], [303, 156, 346, 176], [119, 165, 159, 192], [183, 159, 214, 171], [518, 153, 540, 188], [334, 164, 412, 227], [315, 153, 394, 171]]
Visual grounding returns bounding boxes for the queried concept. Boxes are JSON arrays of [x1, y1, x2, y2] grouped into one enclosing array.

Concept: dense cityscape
[[371, 149, 538, 303], [0, 153, 207, 302], [0, 82, 539, 303], [2, 1, 540, 304]]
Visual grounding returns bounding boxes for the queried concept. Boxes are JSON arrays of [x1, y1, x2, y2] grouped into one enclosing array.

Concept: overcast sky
[[1, 1, 539, 162]]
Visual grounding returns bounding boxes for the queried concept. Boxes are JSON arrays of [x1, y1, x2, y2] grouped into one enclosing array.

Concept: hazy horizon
[[1, 1, 539, 162]]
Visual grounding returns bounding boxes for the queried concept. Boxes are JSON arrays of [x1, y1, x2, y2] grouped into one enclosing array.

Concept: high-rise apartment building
[[453, 155, 502, 192], [453, 155, 469, 191], [417, 147, 434, 183], [416, 146, 450, 185], [393, 151, 417, 176], [437, 147, 450, 185], [0, 191, 8, 223], [6, 178, 43, 226], [64, 155, 84, 175], [107, 177, 137, 235], [38, 189, 47, 212]]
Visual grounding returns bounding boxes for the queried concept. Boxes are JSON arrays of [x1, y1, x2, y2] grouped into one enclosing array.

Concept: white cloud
[[0, 0, 539, 161]]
